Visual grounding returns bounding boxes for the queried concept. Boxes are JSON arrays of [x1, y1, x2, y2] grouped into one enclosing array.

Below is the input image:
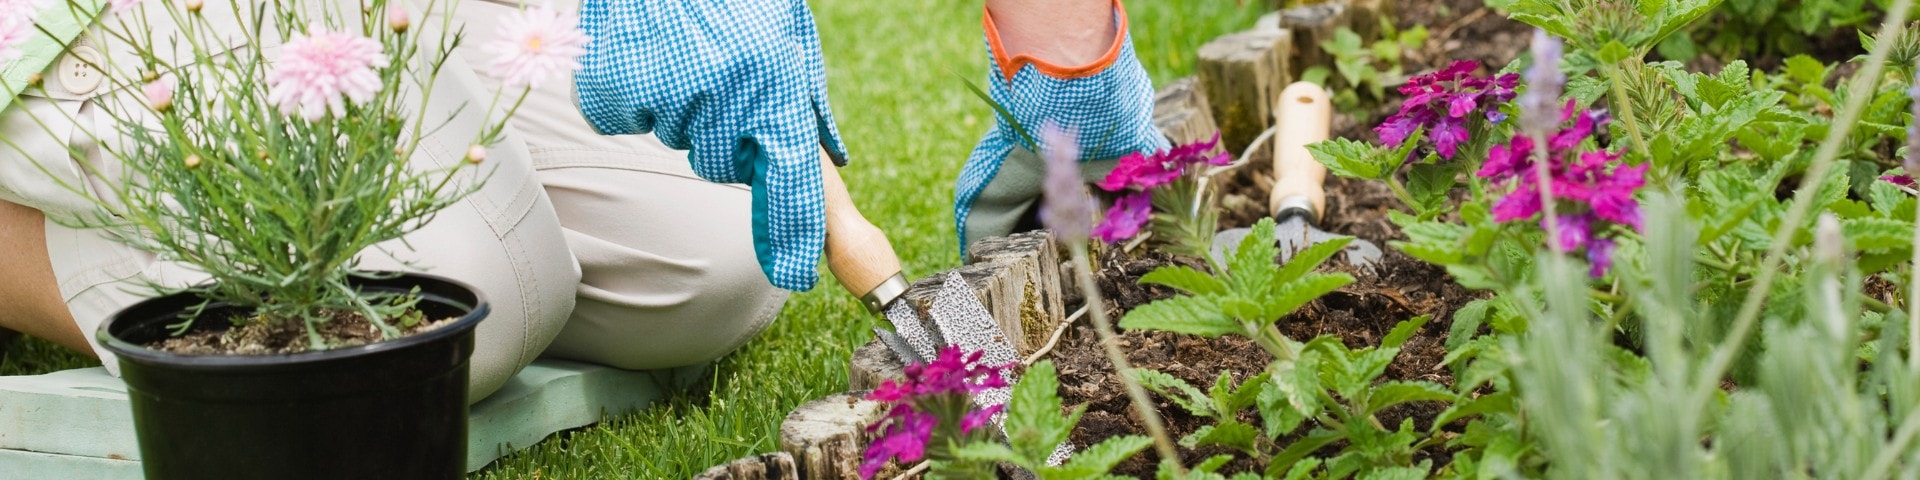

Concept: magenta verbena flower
[[1882, 174, 1918, 189], [861, 346, 1013, 479], [1090, 135, 1228, 243], [265, 26, 389, 121], [1092, 192, 1151, 244], [1478, 104, 1644, 277], [1377, 60, 1520, 160]]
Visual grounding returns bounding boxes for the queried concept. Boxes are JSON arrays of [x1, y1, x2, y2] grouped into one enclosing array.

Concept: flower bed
[[720, 0, 1920, 477]]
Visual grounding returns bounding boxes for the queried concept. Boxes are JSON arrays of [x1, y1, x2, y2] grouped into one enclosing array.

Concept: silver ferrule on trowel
[[860, 272, 910, 313], [1273, 194, 1319, 224]]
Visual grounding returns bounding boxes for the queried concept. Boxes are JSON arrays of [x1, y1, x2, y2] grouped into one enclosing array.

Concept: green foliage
[[1308, 23, 1429, 113], [1121, 217, 1355, 337], [1676, 0, 1881, 61], [1117, 215, 1467, 476], [957, 361, 1152, 479]]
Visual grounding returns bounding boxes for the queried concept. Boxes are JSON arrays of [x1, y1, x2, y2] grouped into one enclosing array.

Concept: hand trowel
[[1210, 82, 1382, 271], [816, 155, 1019, 372]]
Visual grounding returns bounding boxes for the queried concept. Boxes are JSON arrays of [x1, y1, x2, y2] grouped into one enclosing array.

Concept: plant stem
[[1605, 62, 1653, 171], [1863, 403, 1920, 479], [1068, 243, 1185, 474], [1910, 187, 1920, 369], [1384, 175, 1417, 211], [1695, 0, 1913, 416]]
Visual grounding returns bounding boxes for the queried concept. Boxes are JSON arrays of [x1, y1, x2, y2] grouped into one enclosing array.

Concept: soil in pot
[[152, 307, 458, 355]]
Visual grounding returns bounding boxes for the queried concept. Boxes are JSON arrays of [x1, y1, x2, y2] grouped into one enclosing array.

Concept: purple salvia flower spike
[[1037, 122, 1096, 241], [1522, 29, 1565, 139]]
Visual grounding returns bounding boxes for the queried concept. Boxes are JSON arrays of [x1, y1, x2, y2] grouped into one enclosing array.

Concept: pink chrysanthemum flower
[[482, 6, 589, 89], [1478, 103, 1644, 277], [860, 346, 1012, 479], [0, 19, 28, 65], [265, 25, 388, 121], [1090, 134, 1230, 243]]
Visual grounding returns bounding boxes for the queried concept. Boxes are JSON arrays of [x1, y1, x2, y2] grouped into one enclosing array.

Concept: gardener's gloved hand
[[955, 0, 1167, 253], [575, 0, 848, 291]]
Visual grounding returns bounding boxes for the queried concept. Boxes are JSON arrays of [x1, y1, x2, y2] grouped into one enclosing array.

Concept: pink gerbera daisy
[[482, 6, 589, 88], [265, 25, 388, 121]]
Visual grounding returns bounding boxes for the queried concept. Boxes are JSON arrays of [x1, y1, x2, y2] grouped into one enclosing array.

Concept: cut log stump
[[1153, 77, 1222, 147], [1197, 27, 1292, 154], [849, 339, 905, 392], [695, 452, 799, 480], [1274, 2, 1349, 80], [780, 392, 895, 480]]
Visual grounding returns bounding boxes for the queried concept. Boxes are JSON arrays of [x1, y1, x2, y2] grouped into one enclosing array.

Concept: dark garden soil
[[153, 310, 454, 355], [1037, 1, 1519, 476]]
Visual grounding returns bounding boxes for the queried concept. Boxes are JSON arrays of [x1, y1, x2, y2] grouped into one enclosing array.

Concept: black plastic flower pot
[[97, 272, 488, 480]]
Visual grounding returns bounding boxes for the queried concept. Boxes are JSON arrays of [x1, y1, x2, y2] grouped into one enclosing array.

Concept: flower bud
[[184, 0, 202, 13], [183, 154, 201, 169], [25, 73, 40, 87], [387, 4, 409, 34], [465, 145, 486, 164], [143, 79, 173, 112], [393, 145, 407, 157]]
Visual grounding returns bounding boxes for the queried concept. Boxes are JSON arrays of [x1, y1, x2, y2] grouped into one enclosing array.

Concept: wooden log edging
[[695, 452, 799, 480], [779, 391, 894, 480]]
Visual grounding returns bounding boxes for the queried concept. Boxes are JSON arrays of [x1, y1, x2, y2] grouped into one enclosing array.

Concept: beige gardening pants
[[0, 0, 788, 402]]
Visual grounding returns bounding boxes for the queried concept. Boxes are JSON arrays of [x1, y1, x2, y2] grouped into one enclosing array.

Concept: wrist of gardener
[[983, 0, 1125, 78]]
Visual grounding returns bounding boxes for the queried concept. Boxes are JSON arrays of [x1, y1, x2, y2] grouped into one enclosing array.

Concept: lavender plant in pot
[[0, 0, 584, 478]]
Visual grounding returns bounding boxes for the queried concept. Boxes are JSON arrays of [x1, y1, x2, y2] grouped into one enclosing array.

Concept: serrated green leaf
[[1280, 457, 1324, 480], [1048, 435, 1152, 479], [1383, 315, 1432, 349], [1259, 273, 1354, 325], [1228, 218, 1282, 290], [1121, 296, 1240, 337], [1270, 429, 1344, 472], [1179, 420, 1261, 455], [1134, 369, 1214, 417], [1433, 391, 1516, 429], [1326, 346, 1399, 399], [1310, 138, 1390, 180], [1275, 235, 1353, 285], [1598, 40, 1634, 64], [1406, 161, 1459, 214], [1008, 361, 1079, 462], [1139, 265, 1227, 296], [1448, 300, 1492, 351], [1366, 381, 1457, 413], [1844, 217, 1914, 252], [1783, 55, 1829, 85], [1215, 371, 1270, 413]]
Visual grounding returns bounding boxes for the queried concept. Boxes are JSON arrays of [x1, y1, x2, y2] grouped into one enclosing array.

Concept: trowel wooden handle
[[820, 153, 905, 308], [1269, 82, 1333, 220]]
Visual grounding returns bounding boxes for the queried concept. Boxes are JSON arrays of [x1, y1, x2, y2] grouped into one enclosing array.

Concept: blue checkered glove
[[954, 7, 1166, 253], [575, 0, 848, 291]]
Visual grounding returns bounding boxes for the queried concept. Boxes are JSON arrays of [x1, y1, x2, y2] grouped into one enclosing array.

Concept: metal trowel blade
[[1209, 215, 1383, 272]]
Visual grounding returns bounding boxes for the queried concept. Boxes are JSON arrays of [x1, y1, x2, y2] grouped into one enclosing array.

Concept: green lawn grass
[[0, 0, 1264, 476]]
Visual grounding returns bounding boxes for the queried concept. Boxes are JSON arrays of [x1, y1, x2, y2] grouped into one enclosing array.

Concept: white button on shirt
[[53, 44, 103, 96]]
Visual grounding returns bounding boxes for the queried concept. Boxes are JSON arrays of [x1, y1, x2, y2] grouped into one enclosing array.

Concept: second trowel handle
[[820, 152, 908, 312], [1268, 82, 1333, 222]]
